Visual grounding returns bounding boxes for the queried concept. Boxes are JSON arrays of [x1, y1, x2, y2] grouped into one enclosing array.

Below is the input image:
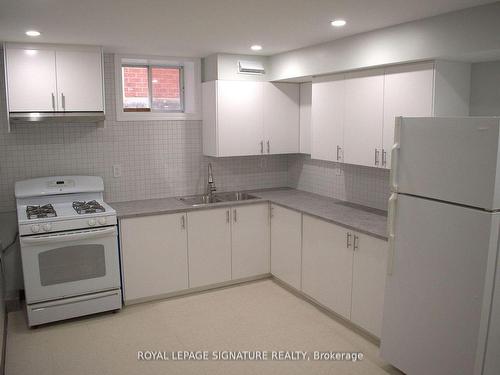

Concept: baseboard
[[271, 276, 381, 346], [124, 274, 272, 306]]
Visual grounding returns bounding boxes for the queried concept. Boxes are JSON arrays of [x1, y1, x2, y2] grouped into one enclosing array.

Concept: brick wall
[[123, 66, 180, 100], [123, 67, 148, 97]]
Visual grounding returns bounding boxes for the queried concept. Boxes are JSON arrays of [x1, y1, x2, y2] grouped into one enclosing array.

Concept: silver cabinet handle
[[346, 232, 352, 248], [336, 145, 341, 161], [61, 93, 66, 111], [180, 215, 185, 230], [270, 205, 274, 218], [260, 141, 264, 154], [51, 93, 55, 110], [374, 149, 380, 166], [233, 209, 237, 223], [353, 235, 359, 251], [226, 210, 230, 223], [382, 149, 387, 167], [267, 140, 270, 154]]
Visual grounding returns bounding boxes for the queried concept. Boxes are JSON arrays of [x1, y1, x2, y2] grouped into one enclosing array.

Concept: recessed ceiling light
[[25, 30, 41, 37], [330, 19, 347, 27], [251, 45, 262, 51]]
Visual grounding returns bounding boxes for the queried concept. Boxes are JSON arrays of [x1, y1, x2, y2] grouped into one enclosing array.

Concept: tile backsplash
[[0, 51, 389, 213], [287, 155, 390, 211], [0, 52, 287, 212]]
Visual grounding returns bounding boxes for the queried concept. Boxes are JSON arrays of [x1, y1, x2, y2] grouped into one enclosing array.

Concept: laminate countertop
[[110, 188, 388, 240]]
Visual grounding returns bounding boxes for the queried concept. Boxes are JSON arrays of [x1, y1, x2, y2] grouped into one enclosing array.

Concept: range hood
[[9, 112, 105, 124]]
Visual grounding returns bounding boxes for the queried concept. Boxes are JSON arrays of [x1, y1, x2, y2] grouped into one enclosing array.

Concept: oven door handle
[[21, 227, 116, 245]]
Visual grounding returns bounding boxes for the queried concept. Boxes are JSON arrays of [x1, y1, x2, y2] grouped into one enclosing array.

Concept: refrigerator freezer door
[[393, 117, 500, 210], [380, 194, 498, 375]]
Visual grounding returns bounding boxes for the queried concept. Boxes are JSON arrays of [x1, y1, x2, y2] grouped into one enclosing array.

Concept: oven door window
[[38, 244, 106, 286]]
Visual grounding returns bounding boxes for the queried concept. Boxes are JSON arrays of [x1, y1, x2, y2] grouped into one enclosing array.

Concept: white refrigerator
[[380, 117, 500, 375]]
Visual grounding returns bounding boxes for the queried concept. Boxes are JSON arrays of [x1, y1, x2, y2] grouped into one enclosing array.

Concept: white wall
[[270, 3, 500, 81], [202, 53, 270, 82], [470, 61, 500, 116]]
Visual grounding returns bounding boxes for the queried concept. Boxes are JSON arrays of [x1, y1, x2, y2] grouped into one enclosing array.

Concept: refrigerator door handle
[[390, 142, 400, 191], [387, 193, 398, 276]]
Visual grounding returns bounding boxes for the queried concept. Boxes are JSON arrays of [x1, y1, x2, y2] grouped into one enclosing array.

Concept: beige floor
[[6, 280, 402, 375]]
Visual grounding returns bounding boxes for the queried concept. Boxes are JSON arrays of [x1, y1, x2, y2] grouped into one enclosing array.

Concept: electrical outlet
[[112, 165, 122, 178], [336, 166, 344, 176]]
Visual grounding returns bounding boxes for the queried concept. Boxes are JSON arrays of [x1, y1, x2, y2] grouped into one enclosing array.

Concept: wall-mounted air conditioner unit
[[238, 60, 265, 75]]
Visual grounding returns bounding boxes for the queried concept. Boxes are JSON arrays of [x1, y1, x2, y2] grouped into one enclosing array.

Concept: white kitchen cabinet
[[263, 82, 299, 154], [343, 68, 385, 168], [5, 43, 104, 114], [350, 232, 388, 337], [382, 62, 434, 168], [231, 203, 270, 279], [187, 207, 232, 288], [202, 80, 300, 157], [5, 48, 57, 112], [119, 213, 188, 303], [270, 204, 302, 290], [299, 82, 312, 154], [311, 74, 345, 162], [302, 214, 387, 336], [55, 50, 103, 111], [203, 80, 263, 157], [302, 215, 353, 319], [310, 60, 470, 169]]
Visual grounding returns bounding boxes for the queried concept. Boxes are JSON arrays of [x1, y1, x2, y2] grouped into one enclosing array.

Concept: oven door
[[20, 226, 120, 304]]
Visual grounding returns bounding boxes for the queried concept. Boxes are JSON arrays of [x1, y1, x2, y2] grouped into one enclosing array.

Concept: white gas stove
[[15, 176, 122, 327]]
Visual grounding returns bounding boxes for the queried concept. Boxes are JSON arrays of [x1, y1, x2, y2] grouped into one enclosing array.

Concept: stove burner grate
[[72, 200, 106, 214], [26, 204, 57, 219]]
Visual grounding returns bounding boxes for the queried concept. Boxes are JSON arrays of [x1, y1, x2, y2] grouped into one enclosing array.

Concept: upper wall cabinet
[[343, 68, 385, 167], [202, 80, 299, 157], [310, 61, 471, 169], [5, 43, 104, 113]]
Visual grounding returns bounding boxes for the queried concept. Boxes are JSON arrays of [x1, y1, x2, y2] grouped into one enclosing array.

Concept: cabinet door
[[343, 69, 384, 167], [6, 48, 57, 112], [270, 204, 302, 289], [217, 81, 263, 156], [263, 82, 300, 154], [187, 207, 232, 288], [299, 82, 312, 154], [383, 62, 434, 168], [302, 215, 353, 319], [351, 232, 387, 337], [55, 50, 104, 111], [311, 74, 345, 162], [120, 213, 188, 302], [231, 203, 270, 279]]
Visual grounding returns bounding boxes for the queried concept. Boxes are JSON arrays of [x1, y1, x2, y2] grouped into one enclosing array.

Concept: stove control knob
[[42, 223, 52, 232], [88, 218, 97, 227], [31, 224, 40, 233], [98, 217, 107, 225]]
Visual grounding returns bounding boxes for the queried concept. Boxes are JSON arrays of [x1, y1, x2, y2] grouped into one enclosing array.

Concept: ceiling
[[0, 0, 496, 57]]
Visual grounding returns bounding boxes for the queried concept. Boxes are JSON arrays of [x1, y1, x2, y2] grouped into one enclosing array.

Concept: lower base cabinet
[[302, 215, 353, 320], [351, 232, 388, 338], [231, 203, 270, 279], [120, 213, 189, 302], [302, 214, 388, 337], [187, 207, 232, 288], [270, 204, 302, 289]]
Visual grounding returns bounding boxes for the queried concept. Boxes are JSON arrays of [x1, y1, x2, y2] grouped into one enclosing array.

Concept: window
[[122, 65, 183, 112], [115, 54, 201, 121]]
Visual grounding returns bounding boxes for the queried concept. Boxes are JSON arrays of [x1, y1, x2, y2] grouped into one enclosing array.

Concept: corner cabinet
[[4, 43, 104, 113], [310, 60, 470, 168], [202, 80, 299, 157], [270, 204, 302, 290]]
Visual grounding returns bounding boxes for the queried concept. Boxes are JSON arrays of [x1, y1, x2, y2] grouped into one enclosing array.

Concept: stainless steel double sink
[[178, 191, 259, 206]]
